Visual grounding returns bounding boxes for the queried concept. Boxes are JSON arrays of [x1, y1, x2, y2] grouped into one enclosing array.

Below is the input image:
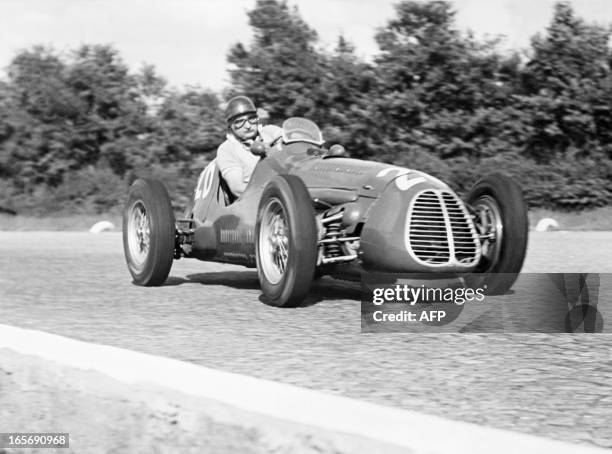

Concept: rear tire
[[256, 175, 317, 307], [465, 174, 528, 295], [123, 178, 175, 286]]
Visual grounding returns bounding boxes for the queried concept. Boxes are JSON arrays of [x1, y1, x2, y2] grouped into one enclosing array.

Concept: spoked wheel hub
[[127, 201, 151, 270], [259, 198, 289, 284], [473, 195, 503, 271]]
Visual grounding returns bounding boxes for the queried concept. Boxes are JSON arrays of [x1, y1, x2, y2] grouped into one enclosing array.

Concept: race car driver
[[216, 96, 281, 197]]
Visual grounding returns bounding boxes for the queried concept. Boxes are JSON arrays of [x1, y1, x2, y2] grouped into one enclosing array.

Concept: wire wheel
[[258, 198, 289, 285], [472, 194, 503, 272], [122, 178, 175, 286], [255, 175, 318, 307], [465, 173, 528, 295], [127, 201, 151, 271]]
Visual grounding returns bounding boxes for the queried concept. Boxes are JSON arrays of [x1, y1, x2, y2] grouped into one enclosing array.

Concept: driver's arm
[[261, 124, 282, 146]]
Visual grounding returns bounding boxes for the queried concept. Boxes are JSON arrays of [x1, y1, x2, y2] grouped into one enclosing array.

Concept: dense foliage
[[0, 1, 611, 215]]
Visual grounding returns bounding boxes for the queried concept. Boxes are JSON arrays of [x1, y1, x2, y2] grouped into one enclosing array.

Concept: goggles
[[232, 115, 259, 129]]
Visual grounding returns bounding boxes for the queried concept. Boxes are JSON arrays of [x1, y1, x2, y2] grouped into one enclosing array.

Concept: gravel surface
[[1, 231, 611, 449]]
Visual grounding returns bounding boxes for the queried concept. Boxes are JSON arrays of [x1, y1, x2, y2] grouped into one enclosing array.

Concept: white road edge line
[[0, 324, 605, 454]]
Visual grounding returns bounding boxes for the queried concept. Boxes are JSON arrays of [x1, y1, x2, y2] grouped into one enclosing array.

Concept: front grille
[[407, 190, 480, 266]]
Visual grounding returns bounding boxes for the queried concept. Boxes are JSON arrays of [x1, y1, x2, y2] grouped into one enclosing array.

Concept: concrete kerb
[[0, 324, 606, 454]]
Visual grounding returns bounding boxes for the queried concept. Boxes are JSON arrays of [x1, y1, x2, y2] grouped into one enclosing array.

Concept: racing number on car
[[377, 167, 416, 191], [377, 166, 446, 191], [195, 161, 215, 200]]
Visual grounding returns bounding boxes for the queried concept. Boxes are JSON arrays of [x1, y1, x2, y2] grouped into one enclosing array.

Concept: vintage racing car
[[122, 118, 529, 307]]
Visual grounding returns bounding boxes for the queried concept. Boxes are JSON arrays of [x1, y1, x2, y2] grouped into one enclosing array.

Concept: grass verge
[[1, 207, 611, 231], [529, 206, 612, 231], [0, 213, 123, 231]]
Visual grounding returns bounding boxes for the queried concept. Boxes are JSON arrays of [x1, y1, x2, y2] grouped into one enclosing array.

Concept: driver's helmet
[[225, 96, 257, 123]]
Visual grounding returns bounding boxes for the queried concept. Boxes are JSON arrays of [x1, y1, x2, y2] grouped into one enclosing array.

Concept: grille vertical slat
[[407, 190, 480, 266]]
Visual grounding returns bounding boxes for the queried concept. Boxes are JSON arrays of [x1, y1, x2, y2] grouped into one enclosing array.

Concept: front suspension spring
[[324, 221, 343, 257]]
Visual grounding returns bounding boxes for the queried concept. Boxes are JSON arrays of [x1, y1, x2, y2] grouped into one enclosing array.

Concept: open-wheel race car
[[123, 117, 529, 307]]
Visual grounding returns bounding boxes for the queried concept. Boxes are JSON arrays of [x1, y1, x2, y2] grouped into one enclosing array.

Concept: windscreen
[[281, 117, 324, 146]]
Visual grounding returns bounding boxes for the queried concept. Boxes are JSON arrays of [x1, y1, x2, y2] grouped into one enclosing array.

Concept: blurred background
[[0, 0, 611, 226]]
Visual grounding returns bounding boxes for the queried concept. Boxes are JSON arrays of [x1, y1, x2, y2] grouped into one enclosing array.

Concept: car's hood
[[289, 157, 448, 198]]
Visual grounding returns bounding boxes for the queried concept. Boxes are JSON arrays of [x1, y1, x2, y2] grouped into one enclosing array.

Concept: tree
[[138, 88, 223, 172], [520, 2, 612, 162], [2, 1, 611, 214], [524, 2, 611, 94], [314, 36, 378, 156], [227, 0, 325, 122], [374, 1, 504, 112], [2, 45, 153, 188], [370, 0, 519, 168]]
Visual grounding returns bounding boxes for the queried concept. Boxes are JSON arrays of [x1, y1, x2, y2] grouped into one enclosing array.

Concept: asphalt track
[[1, 231, 612, 449]]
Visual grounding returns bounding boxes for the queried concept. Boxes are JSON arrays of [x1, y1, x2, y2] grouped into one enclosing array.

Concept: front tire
[[465, 174, 529, 295], [123, 178, 175, 286], [256, 175, 318, 307]]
